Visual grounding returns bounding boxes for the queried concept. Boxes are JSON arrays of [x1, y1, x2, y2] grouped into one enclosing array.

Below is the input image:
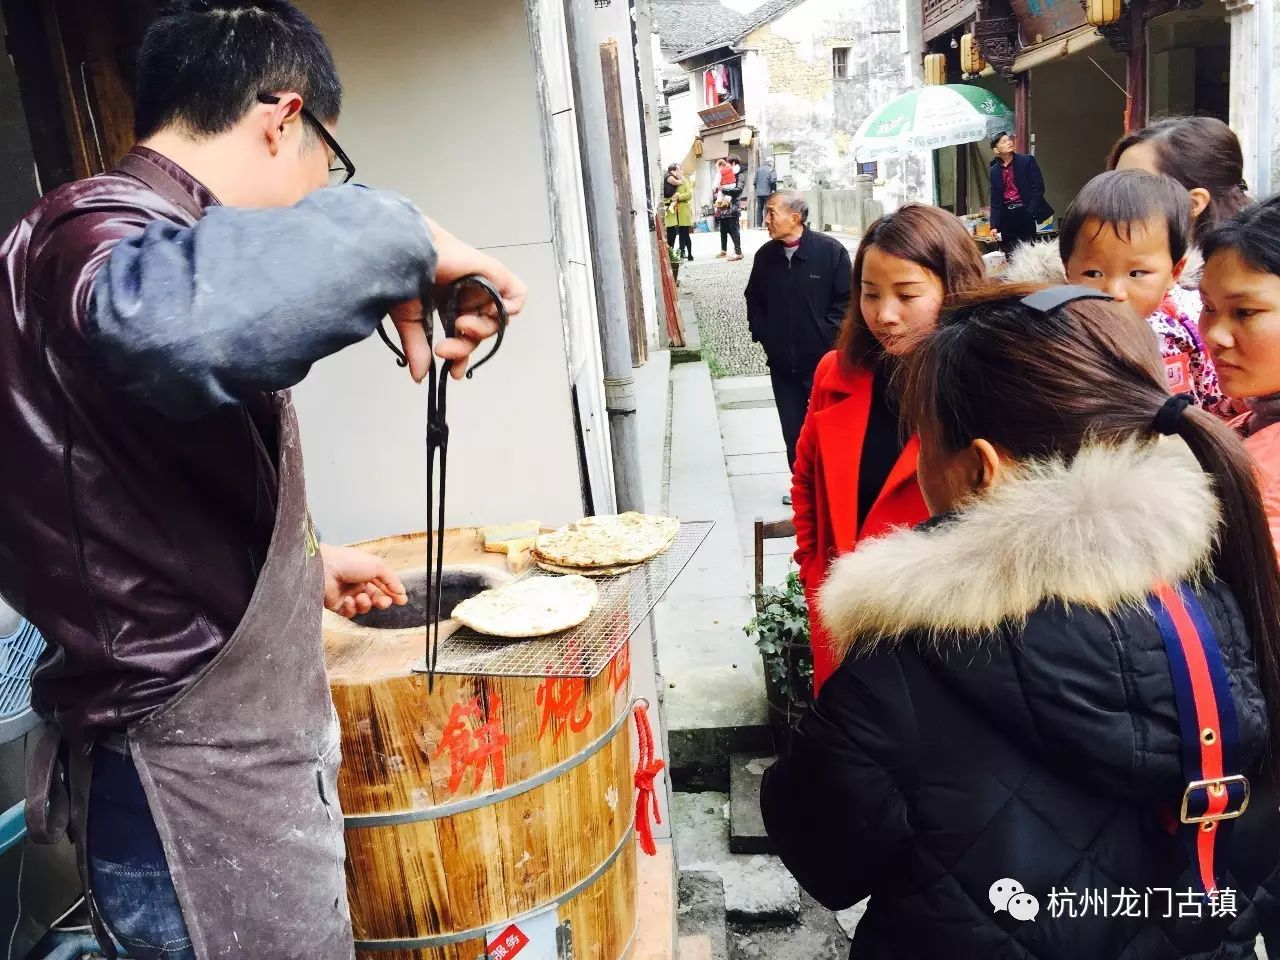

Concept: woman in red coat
[[792, 205, 984, 692]]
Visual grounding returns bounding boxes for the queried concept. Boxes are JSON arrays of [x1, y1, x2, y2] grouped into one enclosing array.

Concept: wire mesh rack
[[421, 520, 714, 679], [0, 617, 44, 722]]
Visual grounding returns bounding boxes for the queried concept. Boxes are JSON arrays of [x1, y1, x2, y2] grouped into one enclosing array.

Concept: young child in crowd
[[716, 158, 736, 202], [1061, 169, 1232, 417]]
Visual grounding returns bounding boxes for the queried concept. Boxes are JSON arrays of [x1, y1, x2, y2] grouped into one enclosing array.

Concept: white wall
[[1027, 48, 1126, 219], [748, 0, 915, 193], [660, 89, 700, 169], [293, 0, 586, 544]]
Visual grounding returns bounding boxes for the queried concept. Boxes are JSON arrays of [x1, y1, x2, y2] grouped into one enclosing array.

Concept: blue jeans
[[89, 746, 195, 960]]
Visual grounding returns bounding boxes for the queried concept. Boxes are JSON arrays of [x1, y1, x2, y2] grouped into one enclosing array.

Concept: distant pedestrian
[[664, 165, 693, 261], [715, 158, 736, 199], [989, 131, 1053, 257], [716, 157, 745, 260], [745, 190, 852, 483], [754, 157, 777, 227]]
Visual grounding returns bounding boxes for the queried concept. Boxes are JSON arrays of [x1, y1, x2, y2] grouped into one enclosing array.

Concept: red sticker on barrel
[[486, 924, 529, 959]]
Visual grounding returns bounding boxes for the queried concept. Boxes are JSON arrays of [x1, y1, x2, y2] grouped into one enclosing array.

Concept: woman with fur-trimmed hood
[[762, 284, 1280, 959]]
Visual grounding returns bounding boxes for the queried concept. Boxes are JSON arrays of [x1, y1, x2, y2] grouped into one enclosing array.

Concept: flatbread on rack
[[451, 575, 598, 638], [533, 513, 680, 569], [533, 557, 642, 578]]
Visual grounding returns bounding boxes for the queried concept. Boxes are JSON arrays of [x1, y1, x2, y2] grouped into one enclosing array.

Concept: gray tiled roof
[[650, 0, 749, 57], [656, 0, 809, 61]]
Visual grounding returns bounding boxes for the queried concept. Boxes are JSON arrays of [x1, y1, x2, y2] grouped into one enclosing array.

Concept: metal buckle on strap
[[1179, 774, 1251, 824]]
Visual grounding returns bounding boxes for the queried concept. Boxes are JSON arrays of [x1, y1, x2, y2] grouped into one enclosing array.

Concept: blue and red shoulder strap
[[1148, 582, 1252, 895]]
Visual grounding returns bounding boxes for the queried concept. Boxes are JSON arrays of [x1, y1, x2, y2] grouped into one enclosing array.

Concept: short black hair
[[135, 0, 342, 140], [990, 131, 1012, 149], [1059, 169, 1191, 266], [1201, 194, 1280, 280]]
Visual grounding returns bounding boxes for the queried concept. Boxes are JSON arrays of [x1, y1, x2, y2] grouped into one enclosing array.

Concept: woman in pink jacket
[[1199, 189, 1280, 960], [1200, 196, 1280, 552]]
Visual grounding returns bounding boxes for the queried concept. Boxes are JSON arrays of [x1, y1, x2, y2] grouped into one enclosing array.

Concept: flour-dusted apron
[[24, 153, 351, 959], [124, 396, 353, 960]]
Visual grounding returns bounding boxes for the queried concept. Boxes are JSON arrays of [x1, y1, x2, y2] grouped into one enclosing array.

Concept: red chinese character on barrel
[[434, 692, 510, 794], [608, 642, 631, 694], [536, 677, 593, 743]]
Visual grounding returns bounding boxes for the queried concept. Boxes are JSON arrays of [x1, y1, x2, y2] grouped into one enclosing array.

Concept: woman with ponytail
[[763, 283, 1280, 959]]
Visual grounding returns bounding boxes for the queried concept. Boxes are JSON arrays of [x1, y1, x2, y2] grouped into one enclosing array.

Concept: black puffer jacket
[[762, 439, 1280, 959]]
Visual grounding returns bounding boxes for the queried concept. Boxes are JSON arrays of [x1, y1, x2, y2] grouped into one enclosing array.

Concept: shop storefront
[[921, 0, 1270, 222]]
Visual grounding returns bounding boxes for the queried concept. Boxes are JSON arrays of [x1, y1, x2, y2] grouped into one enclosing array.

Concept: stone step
[[677, 872, 729, 960], [729, 754, 776, 855], [677, 935, 714, 960], [672, 792, 800, 922]]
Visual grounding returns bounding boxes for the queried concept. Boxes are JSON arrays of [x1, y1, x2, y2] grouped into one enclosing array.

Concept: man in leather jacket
[[0, 2, 524, 957]]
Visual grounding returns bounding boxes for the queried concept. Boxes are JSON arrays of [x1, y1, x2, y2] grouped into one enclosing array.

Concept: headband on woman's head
[[1020, 285, 1114, 316]]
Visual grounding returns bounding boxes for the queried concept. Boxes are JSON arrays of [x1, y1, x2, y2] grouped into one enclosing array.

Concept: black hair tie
[[1152, 393, 1194, 436]]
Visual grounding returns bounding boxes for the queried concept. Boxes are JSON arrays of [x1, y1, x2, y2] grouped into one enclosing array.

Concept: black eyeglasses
[[258, 94, 355, 186]]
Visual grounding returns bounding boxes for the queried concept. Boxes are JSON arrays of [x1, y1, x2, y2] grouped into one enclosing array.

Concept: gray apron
[[26, 150, 353, 960], [124, 395, 351, 960]]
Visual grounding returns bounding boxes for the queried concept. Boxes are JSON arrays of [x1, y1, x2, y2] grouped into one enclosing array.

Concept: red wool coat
[[791, 351, 929, 693]]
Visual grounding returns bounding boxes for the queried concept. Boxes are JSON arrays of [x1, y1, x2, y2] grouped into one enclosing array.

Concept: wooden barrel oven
[[323, 530, 638, 960]]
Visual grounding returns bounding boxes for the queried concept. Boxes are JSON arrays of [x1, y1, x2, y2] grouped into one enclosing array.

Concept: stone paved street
[[677, 227, 860, 379]]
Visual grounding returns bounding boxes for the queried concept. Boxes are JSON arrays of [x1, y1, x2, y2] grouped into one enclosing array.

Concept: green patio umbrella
[[852, 84, 1015, 162]]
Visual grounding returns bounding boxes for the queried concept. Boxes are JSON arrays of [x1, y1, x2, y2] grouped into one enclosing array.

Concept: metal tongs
[[376, 275, 507, 687]]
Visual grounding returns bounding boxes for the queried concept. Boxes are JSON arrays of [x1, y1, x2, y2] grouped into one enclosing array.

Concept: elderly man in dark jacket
[[989, 131, 1053, 256], [745, 190, 852, 496]]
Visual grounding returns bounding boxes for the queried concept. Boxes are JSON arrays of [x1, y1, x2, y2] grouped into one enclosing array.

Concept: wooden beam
[[600, 40, 648, 367], [1014, 72, 1030, 153], [1125, 0, 1148, 131], [1, 0, 77, 190]]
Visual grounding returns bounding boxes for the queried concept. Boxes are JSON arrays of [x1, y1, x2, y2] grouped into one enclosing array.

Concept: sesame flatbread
[[533, 557, 642, 578], [451, 575, 598, 638], [533, 513, 680, 569]]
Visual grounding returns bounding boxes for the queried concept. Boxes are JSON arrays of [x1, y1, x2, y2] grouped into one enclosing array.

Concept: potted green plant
[[746, 570, 814, 756]]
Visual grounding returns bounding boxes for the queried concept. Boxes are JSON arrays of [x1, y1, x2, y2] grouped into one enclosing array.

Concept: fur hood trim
[[819, 438, 1220, 659], [999, 238, 1066, 285]]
